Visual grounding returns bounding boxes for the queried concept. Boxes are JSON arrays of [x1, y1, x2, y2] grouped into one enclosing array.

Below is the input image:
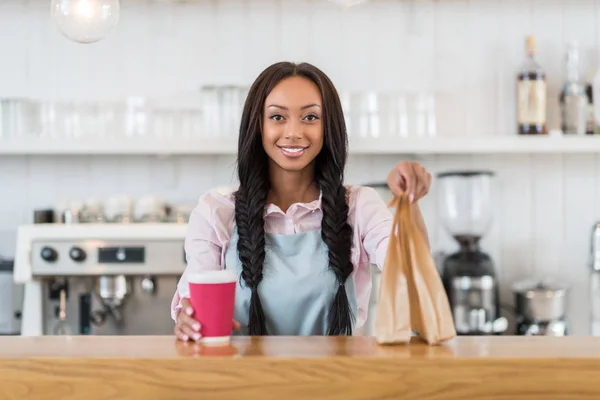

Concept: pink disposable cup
[[188, 270, 237, 345]]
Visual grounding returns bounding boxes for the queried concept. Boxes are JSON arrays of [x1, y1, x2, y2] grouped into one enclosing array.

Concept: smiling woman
[[171, 61, 434, 341], [233, 63, 354, 336]]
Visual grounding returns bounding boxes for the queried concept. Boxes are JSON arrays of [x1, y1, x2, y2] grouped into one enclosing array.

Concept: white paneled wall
[[1, 0, 600, 335]]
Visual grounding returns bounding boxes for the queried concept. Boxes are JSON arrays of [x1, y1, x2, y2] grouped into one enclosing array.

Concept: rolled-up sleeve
[[170, 196, 225, 321], [356, 187, 393, 270]]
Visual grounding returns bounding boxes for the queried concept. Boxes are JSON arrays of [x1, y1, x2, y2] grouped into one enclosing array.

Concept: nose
[[284, 119, 303, 140]]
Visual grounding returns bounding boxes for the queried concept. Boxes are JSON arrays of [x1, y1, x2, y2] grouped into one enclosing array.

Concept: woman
[[172, 61, 432, 341]]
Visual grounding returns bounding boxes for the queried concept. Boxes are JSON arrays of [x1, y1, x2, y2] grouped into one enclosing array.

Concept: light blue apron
[[225, 228, 358, 335]]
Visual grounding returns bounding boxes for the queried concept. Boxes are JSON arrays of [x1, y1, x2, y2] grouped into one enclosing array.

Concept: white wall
[[1, 0, 600, 335]]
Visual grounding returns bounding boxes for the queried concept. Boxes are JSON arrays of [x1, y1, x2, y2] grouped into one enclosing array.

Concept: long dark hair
[[234, 61, 354, 336]]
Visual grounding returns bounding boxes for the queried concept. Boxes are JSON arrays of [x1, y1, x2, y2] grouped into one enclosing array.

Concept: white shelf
[[0, 137, 238, 155], [2, 134, 600, 155], [349, 135, 600, 154]]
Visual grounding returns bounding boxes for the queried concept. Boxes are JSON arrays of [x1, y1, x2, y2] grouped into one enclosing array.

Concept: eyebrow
[[267, 104, 321, 110]]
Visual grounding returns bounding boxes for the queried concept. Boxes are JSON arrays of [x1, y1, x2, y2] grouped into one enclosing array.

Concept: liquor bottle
[[585, 83, 594, 135], [559, 41, 588, 135], [592, 66, 600, 134], [517, 36, 547, 135]]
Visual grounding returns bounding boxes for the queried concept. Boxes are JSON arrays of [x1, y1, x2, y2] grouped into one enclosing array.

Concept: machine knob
[[40, 247, 58, 262], [69, 246, 86, 262], [141, 276, 156, 294]]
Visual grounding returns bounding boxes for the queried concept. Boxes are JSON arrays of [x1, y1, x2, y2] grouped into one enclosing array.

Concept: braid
[[317, 166, 355, 336], [234, 163, 269, 335]]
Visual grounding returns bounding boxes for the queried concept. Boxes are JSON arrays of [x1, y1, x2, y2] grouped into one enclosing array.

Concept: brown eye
[[270, 114, 284, 121], [304, 114, 320, 121]]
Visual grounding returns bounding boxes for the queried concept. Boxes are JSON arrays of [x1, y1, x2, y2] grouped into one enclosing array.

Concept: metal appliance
[[438, 171, 507, 335], [13, 223, 187, 336], [589, 222, 600, 335], [0, 259, 23, 335], [512, 278, 569, 336]]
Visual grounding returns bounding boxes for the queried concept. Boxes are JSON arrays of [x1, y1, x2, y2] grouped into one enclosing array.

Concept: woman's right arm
[[172, 193, 231, 340]]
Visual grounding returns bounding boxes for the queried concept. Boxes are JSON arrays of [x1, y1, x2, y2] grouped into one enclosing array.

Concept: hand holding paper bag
[[374, 194, 456, 345]]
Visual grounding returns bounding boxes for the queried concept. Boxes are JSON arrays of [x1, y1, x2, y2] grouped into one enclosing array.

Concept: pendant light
[[51, 0, 120, 44]]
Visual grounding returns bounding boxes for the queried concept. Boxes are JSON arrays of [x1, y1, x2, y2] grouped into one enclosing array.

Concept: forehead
[[265, 76, 322, 107]]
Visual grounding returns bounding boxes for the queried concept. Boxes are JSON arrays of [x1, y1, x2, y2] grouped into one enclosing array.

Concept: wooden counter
[[0, 335, 599, 400]]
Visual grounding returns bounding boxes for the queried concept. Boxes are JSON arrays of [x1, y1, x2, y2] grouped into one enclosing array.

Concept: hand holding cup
[[175, 270, 240, 344]]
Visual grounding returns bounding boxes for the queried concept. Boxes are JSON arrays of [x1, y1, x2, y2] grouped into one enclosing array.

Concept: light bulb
[[51, 0, 120, 44]]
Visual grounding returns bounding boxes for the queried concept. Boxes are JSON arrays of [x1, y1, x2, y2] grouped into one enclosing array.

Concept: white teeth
[[282, 147, 304, 153]]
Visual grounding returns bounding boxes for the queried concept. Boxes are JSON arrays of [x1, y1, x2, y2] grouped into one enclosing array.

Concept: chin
[[277, 159, 311, 172], [268, 152, 314, 172]]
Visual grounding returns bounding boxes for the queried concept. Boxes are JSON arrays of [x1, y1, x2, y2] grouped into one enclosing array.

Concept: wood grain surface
[[1, 335, 599, 400]]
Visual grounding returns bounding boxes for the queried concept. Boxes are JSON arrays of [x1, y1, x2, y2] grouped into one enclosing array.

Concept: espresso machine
[[13, 223, 187, 336], [437, 171, 507, 335]]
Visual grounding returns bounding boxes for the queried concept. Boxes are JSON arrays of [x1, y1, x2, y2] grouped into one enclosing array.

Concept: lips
[[277, 145, 309, 158]]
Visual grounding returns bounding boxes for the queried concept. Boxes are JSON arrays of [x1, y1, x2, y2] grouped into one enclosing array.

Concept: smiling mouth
[[277, 145, 309, 158]]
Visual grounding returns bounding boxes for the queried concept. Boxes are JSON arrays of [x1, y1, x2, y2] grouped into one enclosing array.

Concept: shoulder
[[188, 186, 237, 239], [346, 185, 393, 234], [346, 184, 391, 211], [193, 186, 236, 218]]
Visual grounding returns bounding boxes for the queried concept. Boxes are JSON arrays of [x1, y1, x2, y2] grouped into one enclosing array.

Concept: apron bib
[[225, 228, 358, 335]]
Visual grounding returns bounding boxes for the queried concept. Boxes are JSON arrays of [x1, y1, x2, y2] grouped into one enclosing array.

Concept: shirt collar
[[264, 190, 322, 217]]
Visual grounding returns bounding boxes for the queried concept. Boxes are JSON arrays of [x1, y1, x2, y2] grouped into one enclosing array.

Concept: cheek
[[262, 123, 283, 145], [308, 125, 324, 149], [261, 123, 277, 143]]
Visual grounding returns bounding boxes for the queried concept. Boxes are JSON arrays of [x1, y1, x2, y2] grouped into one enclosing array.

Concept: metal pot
[[512, 278, 568, 323]]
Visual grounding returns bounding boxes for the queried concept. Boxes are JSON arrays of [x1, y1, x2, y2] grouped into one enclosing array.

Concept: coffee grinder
[[437, 171, 507, 335]]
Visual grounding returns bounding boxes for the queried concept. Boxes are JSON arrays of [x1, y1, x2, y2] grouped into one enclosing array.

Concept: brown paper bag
[[374, 194, 456, 345]]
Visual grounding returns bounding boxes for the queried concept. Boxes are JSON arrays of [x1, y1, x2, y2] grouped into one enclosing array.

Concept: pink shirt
[[171, 185, 393, 330]]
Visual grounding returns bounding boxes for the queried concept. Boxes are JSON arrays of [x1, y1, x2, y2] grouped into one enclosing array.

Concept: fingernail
[[193, 333, 201, 341], [182, 334, 188, 341], [193, 323, 201, 331], [409, 193, 415, 203], [185, 307, 193, 316]]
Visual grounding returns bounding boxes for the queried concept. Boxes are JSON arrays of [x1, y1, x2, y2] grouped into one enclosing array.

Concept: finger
[[178, 309, 201, 331], [415, 180, 428, 201], [413, 165, 430, 201], [178, 319, 201, 341], [415, 164, 431, 201], [387, 170, 404, 197], [398, 163, 416, 202], [175, 326, 190, 342], [177, 311, 202, 338], [180, 298, 195, 317], [232, 320, 241, 330]]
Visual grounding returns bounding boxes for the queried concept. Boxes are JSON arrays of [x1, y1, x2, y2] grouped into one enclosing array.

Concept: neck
[[268, 162, 319, 212]]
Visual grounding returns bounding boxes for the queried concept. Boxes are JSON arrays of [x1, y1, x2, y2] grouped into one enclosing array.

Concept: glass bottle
[[585, 83, 594, 135], [591, 66, 600, 134], [517, 36, 547, 135], [560, 41, 588, 135]]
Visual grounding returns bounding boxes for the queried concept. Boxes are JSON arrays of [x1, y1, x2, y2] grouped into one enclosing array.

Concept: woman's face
[[262, 76, 324, 173]]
